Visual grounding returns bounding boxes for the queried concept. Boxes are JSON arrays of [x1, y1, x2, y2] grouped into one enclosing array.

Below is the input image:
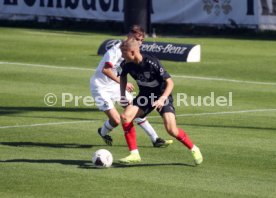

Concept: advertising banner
[[97, 39, 201, 62], [0, 0, 275, 30]]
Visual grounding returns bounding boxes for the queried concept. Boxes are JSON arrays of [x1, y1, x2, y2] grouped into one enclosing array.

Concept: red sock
[[122, 122, 137, 151], [176, 128, 194, 149]]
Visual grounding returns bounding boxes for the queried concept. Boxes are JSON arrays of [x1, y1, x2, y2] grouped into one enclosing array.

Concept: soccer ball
[[92, 149, 113, 168]]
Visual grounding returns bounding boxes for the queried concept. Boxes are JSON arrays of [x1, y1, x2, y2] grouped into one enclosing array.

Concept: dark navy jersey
[[120, 54, 171, 96]]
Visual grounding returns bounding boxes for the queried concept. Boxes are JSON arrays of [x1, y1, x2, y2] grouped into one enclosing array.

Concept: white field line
[[171, 75, 276, 86], [1, 61, 276, 86], [148, 108, 276, 118], [0, 61, 94, 71], [0, 120, 96, 129], [1, 109, 276, 129]]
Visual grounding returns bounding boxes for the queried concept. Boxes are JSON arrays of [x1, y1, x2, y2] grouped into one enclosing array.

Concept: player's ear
[[131, 50, 135, 56]]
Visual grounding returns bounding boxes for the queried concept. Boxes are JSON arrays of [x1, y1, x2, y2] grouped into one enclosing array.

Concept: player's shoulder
[[120, 60, 131, 70], [106, 40, 122, 53], [107, 39, 122, 49], [113, 40, 122, 48], [143, 54, 161, 69], [120, 59, 127, 67]]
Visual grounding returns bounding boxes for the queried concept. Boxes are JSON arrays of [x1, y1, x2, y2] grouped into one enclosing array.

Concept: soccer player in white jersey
[[90, 25, 173, 147]]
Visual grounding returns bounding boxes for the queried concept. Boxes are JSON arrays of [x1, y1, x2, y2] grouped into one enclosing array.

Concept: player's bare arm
[[153, 78, 174, 111], [120, 74, 129, 106], [102, 63, 120, 83], [102, 63, 134, 92]]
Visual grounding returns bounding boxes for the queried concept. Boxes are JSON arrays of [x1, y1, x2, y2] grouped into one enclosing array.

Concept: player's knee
[[113, 118, 121, 126], [120, 112, 132, 123], [109, 117, 121, 127]]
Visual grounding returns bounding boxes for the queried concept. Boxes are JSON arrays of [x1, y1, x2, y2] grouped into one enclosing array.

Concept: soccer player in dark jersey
[[118, 38, 203, 165]]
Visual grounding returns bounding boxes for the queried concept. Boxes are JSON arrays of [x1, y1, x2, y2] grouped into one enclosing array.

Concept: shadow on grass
[[0, 106, 99, 116], [0, 142, 156, 149], [0, 159, 91, 167], [83, 162, 195, 169], [0, 142, 131, 149], [0, 159, 195, 168], [149, 120, 276, 131], [0, 106, 103, 122], [0, 142, 95, 148]]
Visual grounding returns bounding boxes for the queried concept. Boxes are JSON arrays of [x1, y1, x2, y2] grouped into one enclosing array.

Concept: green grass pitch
[[0, 27, 276, 198]]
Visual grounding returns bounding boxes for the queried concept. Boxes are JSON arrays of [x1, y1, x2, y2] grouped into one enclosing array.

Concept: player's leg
[[162, 112, 203, 165], [125, 92, 158, 144], [125, 92, 159, 145], [127, 93, 172, 147], [92, 89, 119, 146], [121, 104, 142, 151], [100, 107, 121, 135], [119, 105, 144, 163], [96, 107, 121, 146], [134, 117, 173, 147]]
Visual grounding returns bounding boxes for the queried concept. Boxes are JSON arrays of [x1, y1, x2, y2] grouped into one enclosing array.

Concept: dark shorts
[[132, 94, 175, 118]]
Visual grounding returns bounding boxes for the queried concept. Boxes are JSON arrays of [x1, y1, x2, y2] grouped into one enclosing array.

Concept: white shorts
[[90, 84, 133, 111]]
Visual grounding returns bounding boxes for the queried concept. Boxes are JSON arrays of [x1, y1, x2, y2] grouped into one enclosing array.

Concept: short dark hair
[[129, 25, 145, 38]]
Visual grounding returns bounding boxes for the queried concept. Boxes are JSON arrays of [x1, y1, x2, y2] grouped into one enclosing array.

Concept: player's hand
[[120, 96, 129, 107], [152, 96, 167, 112], [126, 83, 134, 92]]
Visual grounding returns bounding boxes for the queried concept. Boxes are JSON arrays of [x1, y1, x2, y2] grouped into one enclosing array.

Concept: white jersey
[[90, 41, 123, 91]]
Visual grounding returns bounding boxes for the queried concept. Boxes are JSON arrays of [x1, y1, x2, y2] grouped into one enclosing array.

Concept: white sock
[[130, 149, 139, 154], [134, 117, 158, 142], [100, 120, 114, 136]]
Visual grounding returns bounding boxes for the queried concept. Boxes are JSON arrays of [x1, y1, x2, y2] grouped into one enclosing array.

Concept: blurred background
[[1, 0, 276, 36]]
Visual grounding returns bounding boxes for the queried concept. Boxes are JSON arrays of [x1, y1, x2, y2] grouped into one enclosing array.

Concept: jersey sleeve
[[103, 43, 122, 68], [153, 58, 171, 80]]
